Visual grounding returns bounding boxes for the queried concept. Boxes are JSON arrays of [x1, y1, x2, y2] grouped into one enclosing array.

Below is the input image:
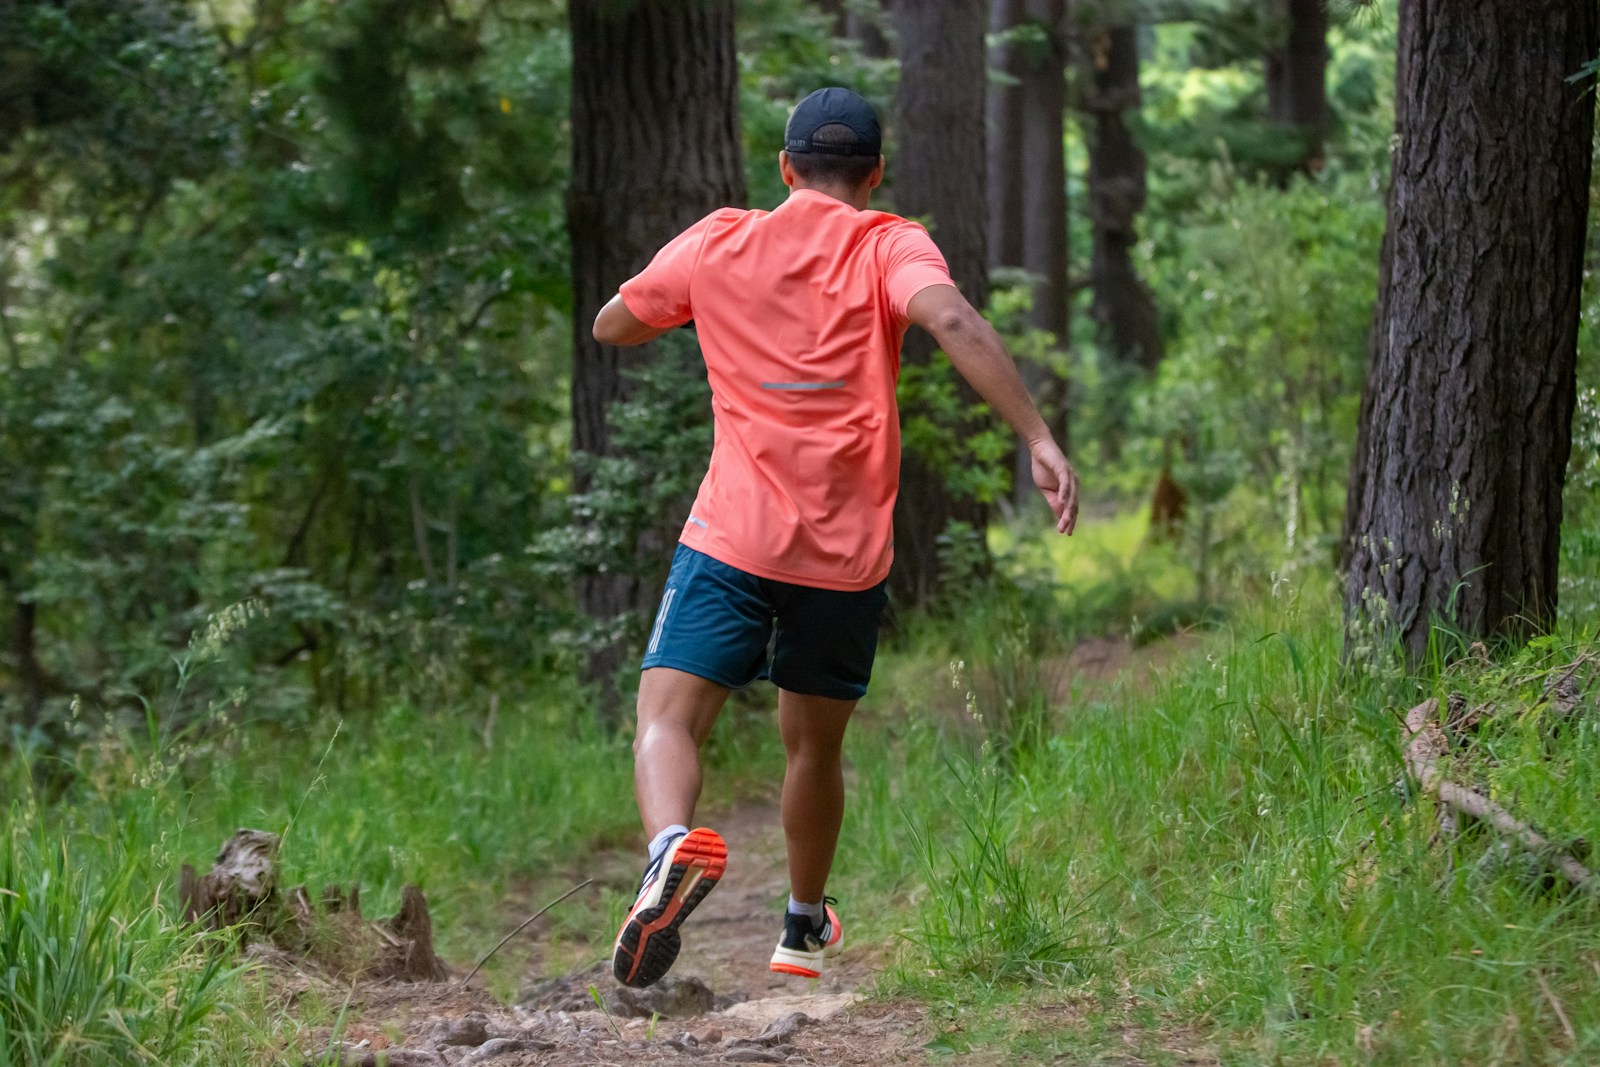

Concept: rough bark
[[1084, 23, 1160, 372], [567, 0, 745, 717], [1264, 0, 1329, 176], [180, 829, 282, 929], [888, 0, 991, 608], [1341, 0, 1414, 575], [1342, 0, 1596, 659], [991, 0, 1071, 499]]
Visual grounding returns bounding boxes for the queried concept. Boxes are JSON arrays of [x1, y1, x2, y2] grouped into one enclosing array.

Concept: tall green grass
[[10, 514, 1600, 1065], [2, 667, 784, 1060], [846, 566, 1600, 1065], [0, 809, 240, 1067]]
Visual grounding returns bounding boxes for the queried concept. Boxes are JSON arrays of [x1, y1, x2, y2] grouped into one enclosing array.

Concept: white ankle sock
[[648, 824, 689, 864], [787, 896, 825, 922]]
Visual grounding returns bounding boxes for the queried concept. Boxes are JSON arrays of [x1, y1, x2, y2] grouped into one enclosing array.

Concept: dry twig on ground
[[1401, 699, 1596, 893]]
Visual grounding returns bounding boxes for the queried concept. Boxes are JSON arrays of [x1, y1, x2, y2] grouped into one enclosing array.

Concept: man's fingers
[[1058, 465, 1079, 535], [1030, 448, 1079, 536]]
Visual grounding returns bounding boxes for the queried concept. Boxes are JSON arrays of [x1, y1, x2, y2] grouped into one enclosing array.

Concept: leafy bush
[[0, 1, 575, 734], [1134, 170, 1384, 603]]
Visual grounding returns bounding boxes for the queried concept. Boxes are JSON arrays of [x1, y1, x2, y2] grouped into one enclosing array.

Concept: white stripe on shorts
[[647, 587, 676, 656]]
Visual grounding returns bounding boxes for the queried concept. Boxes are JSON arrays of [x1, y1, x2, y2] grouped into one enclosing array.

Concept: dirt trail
[[289, 635, 1211, 1066], [304, 800, 938, 1067]]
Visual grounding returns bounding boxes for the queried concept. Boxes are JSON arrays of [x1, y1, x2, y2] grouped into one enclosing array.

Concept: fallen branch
[[459, 878, 594, 988], [1402, 700, 1596, 892]]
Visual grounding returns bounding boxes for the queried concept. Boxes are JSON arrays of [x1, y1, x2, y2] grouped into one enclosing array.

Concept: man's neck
[[789, 183, 871, 211]]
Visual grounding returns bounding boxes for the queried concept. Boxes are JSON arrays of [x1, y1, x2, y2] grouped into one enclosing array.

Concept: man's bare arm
[[593, 293, 671, 347], [907, 283, 1080, 535]]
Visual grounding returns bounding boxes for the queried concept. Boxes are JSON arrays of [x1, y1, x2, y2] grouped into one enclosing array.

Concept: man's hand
[[1028, 437, 1079, 535]]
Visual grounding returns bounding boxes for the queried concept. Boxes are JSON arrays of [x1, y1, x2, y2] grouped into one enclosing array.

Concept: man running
[[594, 87, 1078, 988]]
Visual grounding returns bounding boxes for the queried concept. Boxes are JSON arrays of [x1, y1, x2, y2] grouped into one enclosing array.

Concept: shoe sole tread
[[612, 828, 726, 988]]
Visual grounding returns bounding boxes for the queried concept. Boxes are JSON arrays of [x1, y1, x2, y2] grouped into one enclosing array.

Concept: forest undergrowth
[[6, 2, 1600, 1064], [6, 503, 1600, 1066]]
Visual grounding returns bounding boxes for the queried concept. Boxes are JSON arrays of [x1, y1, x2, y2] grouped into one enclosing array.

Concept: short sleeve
[[880, 222, 956, 321], [618, 212, 724, 329]]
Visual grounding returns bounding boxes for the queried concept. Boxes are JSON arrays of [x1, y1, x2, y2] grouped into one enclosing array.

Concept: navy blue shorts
[[640, 545, 888, 701]]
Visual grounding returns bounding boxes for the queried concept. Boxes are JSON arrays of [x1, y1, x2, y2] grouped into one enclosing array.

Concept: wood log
[[1401, 699, 1596, 892]]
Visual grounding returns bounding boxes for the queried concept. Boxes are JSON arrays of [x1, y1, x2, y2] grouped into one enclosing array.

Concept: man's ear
[[868, 154, 885, 189], [779, 150, 797, 188]]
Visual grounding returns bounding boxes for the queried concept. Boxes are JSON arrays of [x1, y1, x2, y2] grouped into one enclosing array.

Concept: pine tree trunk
[[845, 3, 891, 58], [1264, 0, 1328, 176], [1019, 0, 1067, 350], [888, 0, 990, 608], [1085, 23, 1160, 372], [1342, 0, 1596, 659], [986, 0, 1026, 273], [1341, 0, 1415, 574], [567, 0, 745, 719], [1013, 0, 1071, 497]]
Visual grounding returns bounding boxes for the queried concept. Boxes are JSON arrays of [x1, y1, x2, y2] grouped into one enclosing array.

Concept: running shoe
[[612, 826, 727, 988], [769, 897, 844, 978]]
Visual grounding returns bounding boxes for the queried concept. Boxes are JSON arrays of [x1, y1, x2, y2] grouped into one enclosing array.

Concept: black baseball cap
[[784, 87, 882, 157]]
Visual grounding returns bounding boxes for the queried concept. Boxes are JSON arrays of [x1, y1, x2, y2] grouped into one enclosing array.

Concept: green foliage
[[736, 0, 895, 210], [1565, 383, 1600, 622], [0, 810, 242, 1067], [531, 332, 713, 656], [897, 362, 1013, 506], [1, 0, 575, 731], [904, 761, 1101, 985], [1139, 5, 1397, 188], [1562, 255, 1600, 625], [1129, 169, 1384, 604]]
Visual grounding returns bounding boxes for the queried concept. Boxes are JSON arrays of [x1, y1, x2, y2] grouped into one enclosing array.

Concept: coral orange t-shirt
[[619, 189, 954, 591]]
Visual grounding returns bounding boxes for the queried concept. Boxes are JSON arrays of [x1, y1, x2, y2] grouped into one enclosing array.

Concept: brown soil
[[271, 799, 941, 1067]]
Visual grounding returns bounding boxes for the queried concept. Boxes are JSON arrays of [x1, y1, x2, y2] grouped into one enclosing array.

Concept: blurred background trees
[[1, 0, 1596, 740]]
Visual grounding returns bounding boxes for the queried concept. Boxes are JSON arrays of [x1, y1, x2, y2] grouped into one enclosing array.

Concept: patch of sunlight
[[991, 507, 1196, 604]]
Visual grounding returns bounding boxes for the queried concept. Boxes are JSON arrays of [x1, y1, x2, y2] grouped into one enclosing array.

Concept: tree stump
[[179, 829, 449, 981], [179, 829, 280, 929]]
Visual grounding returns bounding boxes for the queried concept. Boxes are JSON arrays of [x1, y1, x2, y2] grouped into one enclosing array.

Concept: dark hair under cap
[[785, 87, 882, 157]]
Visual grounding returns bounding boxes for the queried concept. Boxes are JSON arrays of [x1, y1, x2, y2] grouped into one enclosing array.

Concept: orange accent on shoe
[[770, 962, 822, 978], [822, 903, 843, 955], [672, 828, 729, 876]]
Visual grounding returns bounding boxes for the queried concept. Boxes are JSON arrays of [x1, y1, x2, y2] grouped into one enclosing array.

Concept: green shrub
[[1134, 171, 1385, 603]]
